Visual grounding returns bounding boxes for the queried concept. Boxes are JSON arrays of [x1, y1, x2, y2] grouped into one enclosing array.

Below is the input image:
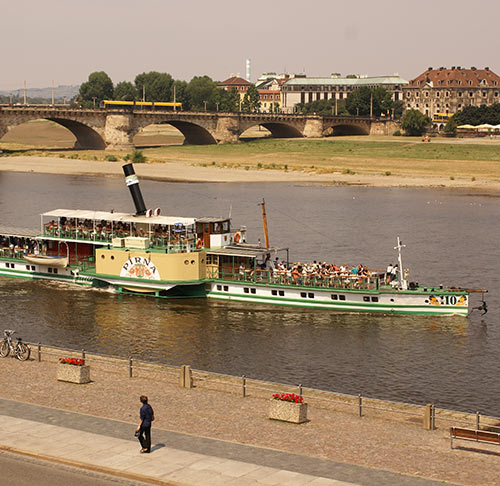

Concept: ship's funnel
[[123, 163, 147, 215]]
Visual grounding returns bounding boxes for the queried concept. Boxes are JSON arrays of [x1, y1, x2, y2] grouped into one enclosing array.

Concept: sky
[[2, 0, 500, 91]]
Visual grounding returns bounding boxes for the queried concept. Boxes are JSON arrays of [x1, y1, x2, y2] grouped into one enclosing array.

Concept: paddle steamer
[[0, 164, 484, 316]]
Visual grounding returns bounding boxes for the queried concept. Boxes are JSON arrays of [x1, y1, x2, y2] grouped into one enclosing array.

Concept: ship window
[[184, 260, 189, 265], [244, 287, 249, 293], [4, 263, 8, 268], [331, 294, 338, 300], [390, 298, 395, 302], [48, 267, 52, 273], [101, 255, 105, 259], [339, 295, 346, 301], [217, 284, 222, 291], [26, 265, 30, 270], [272, 290, 278, 296], [371, 297, 379, 302], [425, 299, 429, 303], [53, 268, 58, 274], [300, 292, 307, 298], [111, 255, 115, 260], [223, 285, 229, 292], [279, 290, 285, 296], [308, 293, 314, 298], [363, 296, 370, 302], [191, 260, 195, 265], [251, 288, 256, 294], [31, 266, 35, 271]]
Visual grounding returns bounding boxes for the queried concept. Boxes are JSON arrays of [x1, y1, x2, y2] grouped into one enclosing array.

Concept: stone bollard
[[179, 365, 193, 389], [423, 404, 433, 430]]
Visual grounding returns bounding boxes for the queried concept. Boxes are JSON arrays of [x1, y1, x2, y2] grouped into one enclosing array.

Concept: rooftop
[[283, 76, 408, 87], [409, 67, 500, 87]]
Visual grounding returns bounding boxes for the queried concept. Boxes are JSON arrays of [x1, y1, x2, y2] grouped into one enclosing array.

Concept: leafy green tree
[[79, 71, 114, 107], [186, 76, 218, 111], [453, 103, 500, 126], [214, 87, 239, 112], [172, 80, 189, 109], [345, 86, 394, 117], [114, 81, 137, 101], [134, 72, 173, 102], [443, 116, 457, 136], [241, 85, 261, 113], [401, 109, 432, 136]]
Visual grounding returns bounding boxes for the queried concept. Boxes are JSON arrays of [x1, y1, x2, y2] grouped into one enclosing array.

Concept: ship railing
[[41, 229, 197, 253], [0, 247, 29, 261], [207, 267, 380, 291]]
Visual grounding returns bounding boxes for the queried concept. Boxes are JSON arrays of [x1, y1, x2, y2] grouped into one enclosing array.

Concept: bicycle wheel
[[0, 340, 9, 358], [15, 342, 30, 361]]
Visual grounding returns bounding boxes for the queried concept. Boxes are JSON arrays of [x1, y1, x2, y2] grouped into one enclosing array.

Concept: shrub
[[393, 130, 402, 136], [124, 150, 146, 163], [385, 171, 391, 176], [450, 176, 455, 180], [105, 154, 118, 162]]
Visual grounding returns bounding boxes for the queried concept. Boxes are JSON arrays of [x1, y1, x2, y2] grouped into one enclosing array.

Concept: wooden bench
[[450, 427, 500, 450]]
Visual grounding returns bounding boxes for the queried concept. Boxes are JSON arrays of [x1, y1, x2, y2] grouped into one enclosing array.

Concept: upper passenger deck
[[40, 209, 233, 253]]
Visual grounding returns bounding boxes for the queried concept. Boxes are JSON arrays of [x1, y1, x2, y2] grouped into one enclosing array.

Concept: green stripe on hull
[[206, 292, 468, 316]]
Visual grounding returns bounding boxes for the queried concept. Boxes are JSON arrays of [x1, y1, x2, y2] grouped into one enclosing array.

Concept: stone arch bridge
[[0, 107, 398, 150]]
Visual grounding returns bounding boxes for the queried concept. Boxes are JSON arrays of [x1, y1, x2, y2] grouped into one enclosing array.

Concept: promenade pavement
[[0, 399, 447, 486]]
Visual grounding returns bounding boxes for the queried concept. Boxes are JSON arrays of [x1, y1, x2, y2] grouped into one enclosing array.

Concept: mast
[[260, 198, 270, 248], [394, 236, 407, 290]]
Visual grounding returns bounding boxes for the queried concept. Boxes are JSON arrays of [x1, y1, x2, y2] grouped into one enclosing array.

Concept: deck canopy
[[0, 225, 39, 238], [41, 209, 196, 227]]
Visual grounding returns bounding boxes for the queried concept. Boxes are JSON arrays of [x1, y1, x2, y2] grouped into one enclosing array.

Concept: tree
[[443, 116, 457, 137], [114, 81, 137, 101], [186, 76, 218, 111], [453, 103, 500, 126], [345, 86, 394, 117], [214, 87, 239, 112], [172, 80, 189, 109], [134, 72, 173, 102], [78, 71, 114, 107], [401, 109, 432, 136], [241, 85, 261, 113]]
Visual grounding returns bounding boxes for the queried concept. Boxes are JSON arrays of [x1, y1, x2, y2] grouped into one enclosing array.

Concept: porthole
[[184, 260, 189, 265], [425, 300, 429, 303], [111, 255, 115, 260], [390, 298, 395, 302], [191, 260, 195, 265], [201, 259, 205, 263], [101, 254, 105, 259]]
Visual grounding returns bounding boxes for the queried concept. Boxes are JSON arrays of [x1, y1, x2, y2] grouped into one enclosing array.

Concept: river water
[[1, 171, 499, 415]]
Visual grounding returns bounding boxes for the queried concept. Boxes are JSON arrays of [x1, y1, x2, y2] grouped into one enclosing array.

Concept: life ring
[[233, 231, 241, 244], [196, 238, 203, 249]]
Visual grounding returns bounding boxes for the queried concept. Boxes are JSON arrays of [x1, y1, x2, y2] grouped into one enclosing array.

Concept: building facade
[[403, 67, 500, 124], [281, 75, 408, 113], [217, 76, 251, 99]]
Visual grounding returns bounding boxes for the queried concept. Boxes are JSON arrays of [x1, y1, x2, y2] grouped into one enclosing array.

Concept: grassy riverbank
[[1, 120, 500, 187]]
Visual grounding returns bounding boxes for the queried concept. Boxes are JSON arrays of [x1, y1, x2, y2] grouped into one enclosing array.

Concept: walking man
[[136, 395, 154, 453]]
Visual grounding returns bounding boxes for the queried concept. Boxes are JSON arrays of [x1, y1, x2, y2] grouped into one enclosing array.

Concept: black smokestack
[[123, 163, 147, 215]]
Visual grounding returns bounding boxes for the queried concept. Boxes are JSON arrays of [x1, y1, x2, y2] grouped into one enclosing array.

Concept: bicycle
[[0, 330, 31, 361]]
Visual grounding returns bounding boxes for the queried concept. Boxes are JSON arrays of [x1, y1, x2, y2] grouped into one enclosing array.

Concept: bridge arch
[[239, 121, 303, 140], [48, 118, 106, 149], [133, 119, 217, 145], [0, 115, 106, 149]]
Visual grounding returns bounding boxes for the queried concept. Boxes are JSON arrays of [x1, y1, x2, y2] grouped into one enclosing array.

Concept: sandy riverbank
[[2, 155, 500, 191]]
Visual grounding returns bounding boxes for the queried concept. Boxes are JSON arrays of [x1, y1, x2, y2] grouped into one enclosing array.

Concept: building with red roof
[[403, 66, 500, 124], [217, 76, 252, 96]]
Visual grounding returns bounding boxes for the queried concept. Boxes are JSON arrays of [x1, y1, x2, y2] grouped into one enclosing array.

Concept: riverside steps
[[1, 348, 500, 485]]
